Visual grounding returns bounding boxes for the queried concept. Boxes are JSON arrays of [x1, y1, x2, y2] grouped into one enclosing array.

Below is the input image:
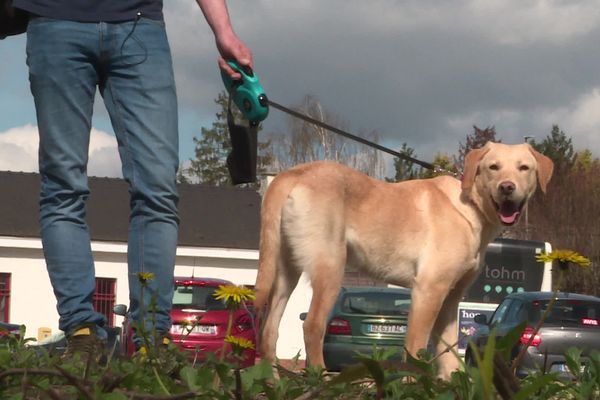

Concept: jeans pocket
[[138, 17, 165, 28]]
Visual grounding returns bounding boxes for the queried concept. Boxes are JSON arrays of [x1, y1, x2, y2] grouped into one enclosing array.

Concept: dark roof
[[0, 171, 261, 249]]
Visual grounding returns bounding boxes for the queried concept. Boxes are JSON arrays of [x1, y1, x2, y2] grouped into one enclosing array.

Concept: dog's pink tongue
[[499, 202, 520, 224]]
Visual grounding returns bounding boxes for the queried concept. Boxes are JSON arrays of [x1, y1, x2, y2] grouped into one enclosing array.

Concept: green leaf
[[405, 348, 434, 375], [497, 321, 526, 356], [357, 356, 385, 388], [512, 373, 557, 400], [468, 327, 497, 400], [34, 378, 50, 390], [0, 349, 10, 365], [179, 366, 201, 391], [434, 391, 455, 400], [329, 362, 370, 385], [98, 393, 128, 400], [467, 367, 488, 400], [588, 351, 600, 386], [578, 380, 596, 398], [564, 347, 582, 378], [481, 328, 497, 394], [241, 359, 275, 389]]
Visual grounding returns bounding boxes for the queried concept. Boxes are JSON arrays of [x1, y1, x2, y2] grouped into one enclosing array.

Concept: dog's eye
[[519, 165, 530, 171], [489, 164, 499, 171]]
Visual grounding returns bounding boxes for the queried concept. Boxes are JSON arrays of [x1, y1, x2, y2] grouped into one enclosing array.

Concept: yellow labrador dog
[[254, 142, 553, 378]]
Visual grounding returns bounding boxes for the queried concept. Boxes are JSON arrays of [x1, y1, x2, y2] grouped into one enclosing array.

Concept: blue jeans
[[25, 17, 179, 343]]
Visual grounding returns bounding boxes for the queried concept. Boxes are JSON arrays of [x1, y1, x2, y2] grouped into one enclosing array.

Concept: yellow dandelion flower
[[213, 285, 256, 307], [136, 271, 155, 284], [536, 250, 591, 268], [224, 335, 255, 351]]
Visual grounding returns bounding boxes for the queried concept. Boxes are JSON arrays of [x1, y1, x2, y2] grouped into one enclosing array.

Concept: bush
[[1, 325, 600, 400]]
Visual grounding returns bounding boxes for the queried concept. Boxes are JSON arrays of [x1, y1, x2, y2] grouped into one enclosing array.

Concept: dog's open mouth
[[493, 198, 525, 226]]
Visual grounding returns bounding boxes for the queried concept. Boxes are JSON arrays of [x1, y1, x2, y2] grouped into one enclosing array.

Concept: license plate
[[552, 363, 586, 374], [367, 324, 406, 334], [171, 324, 217, 335]]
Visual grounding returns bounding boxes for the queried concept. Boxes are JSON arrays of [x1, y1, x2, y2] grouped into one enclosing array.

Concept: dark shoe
[[62, 326, 106, 365]]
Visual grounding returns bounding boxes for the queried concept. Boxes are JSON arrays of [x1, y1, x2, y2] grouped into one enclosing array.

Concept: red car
[[0, 321, 21, 340], [115, 277, 257, 367]]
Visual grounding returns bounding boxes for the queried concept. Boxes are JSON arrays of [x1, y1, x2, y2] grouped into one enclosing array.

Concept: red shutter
[[0, 273, 10, 323], [93, 278, 116, 327]]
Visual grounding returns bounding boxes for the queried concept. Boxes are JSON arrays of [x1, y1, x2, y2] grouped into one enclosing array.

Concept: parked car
[[31, 327, 122, 356], [300, 286, 411, 371], [33, 331, 68, 354], [115, 277, 256, 367], [0, 321, 21, 344], [0, 322, 22, 353], [464, 291, 600, 378]]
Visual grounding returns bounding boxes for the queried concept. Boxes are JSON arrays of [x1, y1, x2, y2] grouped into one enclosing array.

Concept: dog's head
[[461, 142, 553, 226]]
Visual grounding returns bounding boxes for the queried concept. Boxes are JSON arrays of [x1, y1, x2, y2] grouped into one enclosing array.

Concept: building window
[[93, 278, 116, 328], [0, 273, 10, 323]]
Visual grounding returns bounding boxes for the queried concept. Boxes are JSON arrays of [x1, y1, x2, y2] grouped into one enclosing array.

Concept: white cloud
[[446, 109, 524, 137], [361, 0, 600, 45], [567, 88, 600, 135], [542, 88, 600, 152], [0, 125, 122, 178], [462, 0, 600, 45], [223, 1, 600, 46], [440, 87, 600, 155], [0, 124, 39, 173]]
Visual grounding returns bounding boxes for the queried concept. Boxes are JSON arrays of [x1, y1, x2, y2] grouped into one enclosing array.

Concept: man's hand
[[197, 0, 253, 79], [215, 30, 253, 80]]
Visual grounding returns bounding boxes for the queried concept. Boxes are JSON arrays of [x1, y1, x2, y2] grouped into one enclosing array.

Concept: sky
[[1, 0, 600, 179]]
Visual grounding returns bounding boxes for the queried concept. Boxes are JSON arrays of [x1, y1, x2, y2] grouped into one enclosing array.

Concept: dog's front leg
[[404, 280, 452, 364], [430, 287, 463, 379]]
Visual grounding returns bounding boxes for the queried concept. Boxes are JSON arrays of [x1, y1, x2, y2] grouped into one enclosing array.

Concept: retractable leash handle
[[221, 61, 266, 184], [221, 60, 269, 125]]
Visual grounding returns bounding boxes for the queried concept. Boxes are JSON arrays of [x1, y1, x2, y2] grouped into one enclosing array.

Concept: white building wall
[[276, 275, 312, 360], [0, 236, 311, 360]]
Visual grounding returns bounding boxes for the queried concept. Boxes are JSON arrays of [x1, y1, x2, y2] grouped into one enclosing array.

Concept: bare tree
[[266, 95, 385, 178]]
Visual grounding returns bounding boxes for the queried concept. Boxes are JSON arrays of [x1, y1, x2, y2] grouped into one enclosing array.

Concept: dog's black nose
[[499, 181, 516, 195]]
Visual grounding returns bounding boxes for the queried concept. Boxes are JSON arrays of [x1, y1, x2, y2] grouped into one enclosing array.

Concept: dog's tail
[[253, 171, 298, 315]]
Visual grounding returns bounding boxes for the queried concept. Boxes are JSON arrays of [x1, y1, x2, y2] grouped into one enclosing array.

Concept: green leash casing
[[221, 61, 269, 124]]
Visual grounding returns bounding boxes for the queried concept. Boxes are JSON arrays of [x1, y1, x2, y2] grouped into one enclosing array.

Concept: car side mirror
[[113, 304, 128, 316], [473, 314, 488, 325], [299, 312, 307, 321]]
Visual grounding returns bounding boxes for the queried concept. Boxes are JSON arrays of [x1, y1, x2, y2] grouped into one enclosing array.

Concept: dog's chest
[[346, 227, 419, 284]]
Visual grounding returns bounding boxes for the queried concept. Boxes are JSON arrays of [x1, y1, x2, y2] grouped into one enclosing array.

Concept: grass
[[1, 325, 600, 400], [4, 257, 596, 399]]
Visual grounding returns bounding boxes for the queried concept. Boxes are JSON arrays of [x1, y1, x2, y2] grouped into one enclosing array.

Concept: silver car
[[465, 291, 600, 378]]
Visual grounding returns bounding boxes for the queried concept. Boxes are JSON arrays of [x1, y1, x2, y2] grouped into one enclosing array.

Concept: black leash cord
[[267, 99, 436, 171]]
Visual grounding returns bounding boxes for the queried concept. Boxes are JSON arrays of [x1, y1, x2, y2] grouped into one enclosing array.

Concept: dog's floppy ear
[[528, 145, 554, 194], [461, 147, 488, 192]]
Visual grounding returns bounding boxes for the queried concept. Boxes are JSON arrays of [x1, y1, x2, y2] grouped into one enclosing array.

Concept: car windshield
[[172, 285, 226, 311], [341, 291, 411, 316], [531, 299, 600, 326]]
